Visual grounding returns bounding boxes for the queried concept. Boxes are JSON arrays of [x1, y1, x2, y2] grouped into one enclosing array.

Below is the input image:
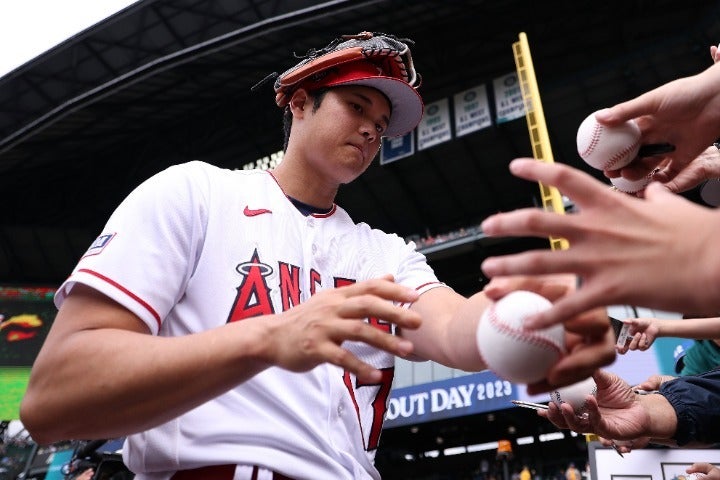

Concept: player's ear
[[289, 89, 308, 117]]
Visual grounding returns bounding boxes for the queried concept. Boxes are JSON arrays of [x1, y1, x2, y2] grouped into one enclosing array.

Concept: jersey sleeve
[[659, 367, 720, 446], [393, 236, 449, 301], [55, 161, 210, 334]]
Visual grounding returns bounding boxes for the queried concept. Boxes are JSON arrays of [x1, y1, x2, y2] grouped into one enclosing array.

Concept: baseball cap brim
[[302, 60, 424, 138], [673, 339, 696, 374]]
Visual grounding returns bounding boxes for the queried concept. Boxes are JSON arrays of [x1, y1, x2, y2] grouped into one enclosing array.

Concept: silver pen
[[633, 389, 659, 395], [511, 400, 549, 410]]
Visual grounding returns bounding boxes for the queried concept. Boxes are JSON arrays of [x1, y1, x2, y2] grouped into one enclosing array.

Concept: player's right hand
[[258, 274, 421, 383]]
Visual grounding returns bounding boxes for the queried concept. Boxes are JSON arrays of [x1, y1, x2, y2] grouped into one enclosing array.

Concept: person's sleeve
[[393, 237, 449, 297], [659, 367, 720, 445], [54, 161, 210, 334]]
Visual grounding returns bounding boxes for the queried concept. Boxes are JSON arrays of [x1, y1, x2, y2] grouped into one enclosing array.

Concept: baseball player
[[21, 32, 615, 480]]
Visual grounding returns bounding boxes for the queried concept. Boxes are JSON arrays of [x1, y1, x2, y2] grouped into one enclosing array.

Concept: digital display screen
[[0, 287, 57, 420]]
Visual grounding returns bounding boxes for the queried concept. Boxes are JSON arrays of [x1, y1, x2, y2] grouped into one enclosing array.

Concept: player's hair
[[282, 87, 330, 152]]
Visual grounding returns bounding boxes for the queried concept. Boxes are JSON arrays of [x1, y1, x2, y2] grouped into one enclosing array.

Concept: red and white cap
[[297, 60, 423, 138], [273, 32, 424, 137]]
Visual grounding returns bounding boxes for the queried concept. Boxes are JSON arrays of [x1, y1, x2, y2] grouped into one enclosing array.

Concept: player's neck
[[270, 159, 337, 210], [286, 196, 334, 216]]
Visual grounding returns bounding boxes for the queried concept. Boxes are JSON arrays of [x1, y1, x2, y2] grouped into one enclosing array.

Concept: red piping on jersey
[[399, 281, 446, 308], [77, 268, 162, 329], [415, 281, 442, 291], [309, 204, 337, 218], [266, 170, 337, 218]]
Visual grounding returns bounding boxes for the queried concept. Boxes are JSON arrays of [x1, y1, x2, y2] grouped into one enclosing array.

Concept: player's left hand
[[483, 275, 616, 394]]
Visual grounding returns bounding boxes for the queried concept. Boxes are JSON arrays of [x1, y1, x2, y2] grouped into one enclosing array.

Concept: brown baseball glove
[[271, 31, 421, 108]]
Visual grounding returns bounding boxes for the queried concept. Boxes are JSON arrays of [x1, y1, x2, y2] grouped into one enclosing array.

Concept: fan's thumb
[[643, 181, 673, 200]]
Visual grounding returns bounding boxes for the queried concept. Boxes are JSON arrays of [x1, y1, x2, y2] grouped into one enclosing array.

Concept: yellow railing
[[512, 32, 569, 251]]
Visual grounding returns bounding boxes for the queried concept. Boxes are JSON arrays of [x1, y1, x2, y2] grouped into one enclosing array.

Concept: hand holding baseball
[[482, 276, 616, 393], [686, 463, 717, 480], [476, 290, 565, 384], [549, 376, 597, 415], [540, 370, 651, 441], [594, 61, 720, 183], [577, 110, 641, 171], [576, 110, 655, 194]]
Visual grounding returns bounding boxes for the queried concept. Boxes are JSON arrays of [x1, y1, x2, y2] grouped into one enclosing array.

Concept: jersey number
[[342, 367, 394, 451]]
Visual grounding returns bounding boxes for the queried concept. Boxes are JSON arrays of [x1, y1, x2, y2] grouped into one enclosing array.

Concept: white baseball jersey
[[55, 161, 447, 480]]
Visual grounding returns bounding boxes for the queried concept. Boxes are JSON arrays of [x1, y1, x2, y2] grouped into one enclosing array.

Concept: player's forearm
[[21, 320, 271, 444], [405, 288, 490, 371], [441, 291, 493, 371], [435, 291, 490, 371]]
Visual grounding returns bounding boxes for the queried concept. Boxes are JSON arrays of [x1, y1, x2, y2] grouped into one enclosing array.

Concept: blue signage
[[385, 371, 518, 428], [380, 131, 415, 165]]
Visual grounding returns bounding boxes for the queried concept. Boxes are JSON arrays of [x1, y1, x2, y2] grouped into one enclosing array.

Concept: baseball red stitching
[[579, 123, 603, 159], [605, 137, 640, 170], [581, 123, 640, 170], [487, 305, 564, 356]]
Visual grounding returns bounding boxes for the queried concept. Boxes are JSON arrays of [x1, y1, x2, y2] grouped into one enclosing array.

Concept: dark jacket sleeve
[[659, 367, 720, 446]]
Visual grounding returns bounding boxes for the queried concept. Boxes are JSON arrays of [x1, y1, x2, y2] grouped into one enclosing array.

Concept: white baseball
[[476, 290, 565, 384], [549, 376, 597, 415], [577, 111, 641, 171], [610, 174, 651, 194]]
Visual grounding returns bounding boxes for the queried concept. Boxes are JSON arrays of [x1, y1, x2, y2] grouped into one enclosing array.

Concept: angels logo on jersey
[[226, 249, 392, 332], [226, 249, 278, 322], [225, 248, 394, 451]]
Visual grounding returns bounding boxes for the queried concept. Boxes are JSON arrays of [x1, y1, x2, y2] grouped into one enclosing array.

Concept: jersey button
[[337, 404, 344, 416], [312, 244, 318, 254]]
